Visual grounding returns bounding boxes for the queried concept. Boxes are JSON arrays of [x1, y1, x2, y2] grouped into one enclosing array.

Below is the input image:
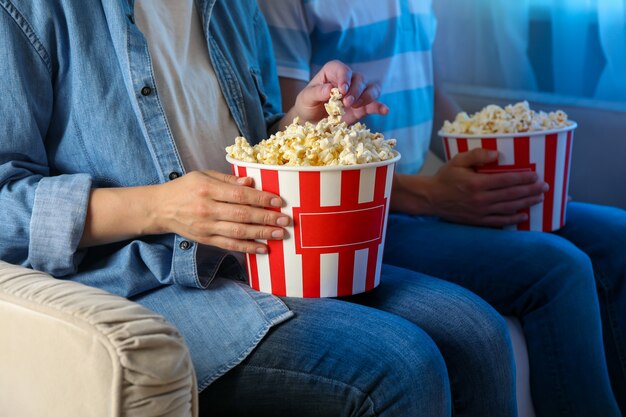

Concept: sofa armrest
[[0, 261, 198, 417]]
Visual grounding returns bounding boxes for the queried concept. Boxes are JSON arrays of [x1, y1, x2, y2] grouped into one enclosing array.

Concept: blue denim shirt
[[0, 0, 292, 389]]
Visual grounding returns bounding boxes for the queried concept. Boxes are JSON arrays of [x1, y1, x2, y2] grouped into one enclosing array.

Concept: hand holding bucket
[[439, 123, 577, 232]]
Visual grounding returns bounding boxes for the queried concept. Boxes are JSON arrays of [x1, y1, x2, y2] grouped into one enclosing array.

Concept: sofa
[[0, 261, 198, 417], [0, 250, 535, 416]]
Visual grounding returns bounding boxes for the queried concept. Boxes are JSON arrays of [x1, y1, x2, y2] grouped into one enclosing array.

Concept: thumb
[[299, 83, 332, 108], [451, 148, 499, 168]]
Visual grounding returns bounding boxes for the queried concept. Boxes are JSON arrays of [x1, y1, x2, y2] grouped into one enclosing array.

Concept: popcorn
[[441, 101, 572, 135], [324, 87, 345, 124], [226, 88, 397, 166]]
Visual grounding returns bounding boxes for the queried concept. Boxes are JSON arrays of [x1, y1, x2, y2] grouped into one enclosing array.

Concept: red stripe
[[298, 172, 321, 297], [481, 138, 498, 152], [341, 169, 361, 208], [301, 255, 320, 298], [366, 165, 388, 291], [374, 165, 388, 201], [481, 138, 499, 171], [299, 172, 320, 207], [456, 139, 468, 153], [543, 134, 558, 231], [443, 138, 451, 161], [560, 131, 573, 227], [337, 251, 355, 297], [247, 254, 259, 290], [244, 256, 251, 287], [261, 169, 286, 297], [238, 167, 259, 290], [337, 170, 361, 296], [514, 137, 531, 231]]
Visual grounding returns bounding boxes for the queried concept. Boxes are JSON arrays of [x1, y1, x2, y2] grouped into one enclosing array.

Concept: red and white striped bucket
[[439, 124, 576, 232], [226, 154, 400, 298]]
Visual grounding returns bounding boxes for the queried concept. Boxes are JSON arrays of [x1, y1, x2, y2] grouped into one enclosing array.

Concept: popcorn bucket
[[226, 154, 401, 298], [439, 124, 576, 232]]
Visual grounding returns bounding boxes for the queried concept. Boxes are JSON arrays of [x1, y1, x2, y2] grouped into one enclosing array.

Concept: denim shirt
[[0, 0, 292, 389]]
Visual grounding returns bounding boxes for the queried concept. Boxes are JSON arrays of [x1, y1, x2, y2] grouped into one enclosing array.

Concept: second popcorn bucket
[[439, 116, 577, 232], [227, 155, 400, 298]]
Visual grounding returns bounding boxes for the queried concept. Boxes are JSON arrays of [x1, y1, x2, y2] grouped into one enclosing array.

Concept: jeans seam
[[241, 364, 378, 416]]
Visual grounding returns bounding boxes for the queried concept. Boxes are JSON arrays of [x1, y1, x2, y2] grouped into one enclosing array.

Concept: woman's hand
[[392, 149, 549, 227], [280, 60, 389, 127], [154, 171, 290, 254], [81, 171, 290, 254]]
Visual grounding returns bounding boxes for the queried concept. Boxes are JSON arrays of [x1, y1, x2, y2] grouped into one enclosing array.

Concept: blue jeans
[[199, 265, 516, 416], [383, 202, 625, 416]]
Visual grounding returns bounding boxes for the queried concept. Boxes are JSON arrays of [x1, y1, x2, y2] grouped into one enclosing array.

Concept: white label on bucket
[[358, 167, 376, 204], [353, 248, 369, 294], [320, 171, 342, 207], [278, 170, 303, 297], [320, 253, 339, 297], [529, 135, 546, 231]]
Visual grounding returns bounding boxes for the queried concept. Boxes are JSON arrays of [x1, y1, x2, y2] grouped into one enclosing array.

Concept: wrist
[[143, 183, 169, 236], [277, 107, 300, 131]]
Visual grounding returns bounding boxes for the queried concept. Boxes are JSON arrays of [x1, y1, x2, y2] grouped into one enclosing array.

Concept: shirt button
[[179, 240, 192, 250], [127, 14, 135, 24], [141, 86, 152, 96], [168, 171, 181, 180]]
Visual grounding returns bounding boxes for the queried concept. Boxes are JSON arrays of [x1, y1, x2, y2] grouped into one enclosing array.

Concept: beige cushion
[[0, 261, 198, 417]]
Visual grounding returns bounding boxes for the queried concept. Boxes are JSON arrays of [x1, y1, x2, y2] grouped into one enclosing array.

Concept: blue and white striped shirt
[[259, 0, 437, 174]]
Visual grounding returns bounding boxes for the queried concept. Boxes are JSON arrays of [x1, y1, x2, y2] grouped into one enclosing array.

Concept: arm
[[0, 9, 91, 276], [80, 172, 289, 255]]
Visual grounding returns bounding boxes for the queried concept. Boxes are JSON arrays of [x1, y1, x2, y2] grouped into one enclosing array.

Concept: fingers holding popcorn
[[291, 60, 388, 124]]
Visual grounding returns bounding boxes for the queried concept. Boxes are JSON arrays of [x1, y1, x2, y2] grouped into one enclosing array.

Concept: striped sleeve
[[257, 0, 312, 81]]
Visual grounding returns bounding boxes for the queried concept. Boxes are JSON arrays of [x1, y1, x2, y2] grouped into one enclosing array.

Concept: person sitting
[[258, 0, 625, 415]]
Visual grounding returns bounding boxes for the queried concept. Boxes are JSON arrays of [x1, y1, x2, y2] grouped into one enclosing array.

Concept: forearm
[[276, 106, 301, 131], [79, 185, 162, 248], [390, 173, 438, 216]]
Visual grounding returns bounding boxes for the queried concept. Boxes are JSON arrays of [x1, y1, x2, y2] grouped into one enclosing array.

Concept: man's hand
[[392, 148, 549, 227], [279, 60, 388, 128], [81, 171, 290, 254]]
